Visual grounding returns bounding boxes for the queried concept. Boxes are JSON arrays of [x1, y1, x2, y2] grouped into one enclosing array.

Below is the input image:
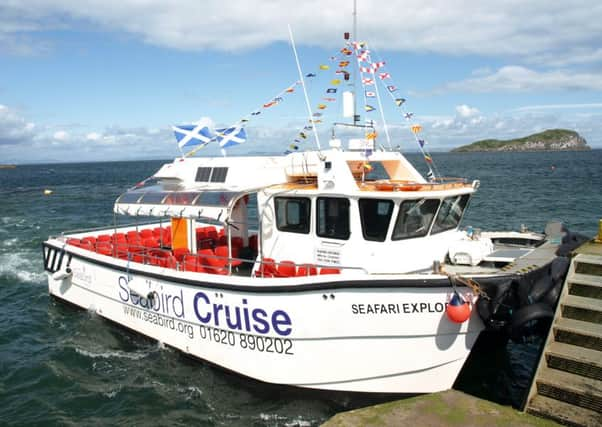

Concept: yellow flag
[[319, 65, 330, 70], [331, 79, 341, 85], [411, 125, 422, 134]]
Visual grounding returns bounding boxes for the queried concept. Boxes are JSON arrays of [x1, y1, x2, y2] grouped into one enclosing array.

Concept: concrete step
[[561, 294, 602, 323], [574, 254, 602, 277], [569, 273, 602, 299], [546, 341, 602, 381], [535, 365, 602, 413], [554, 317, 602, 351], [527, 394, 602, 427]]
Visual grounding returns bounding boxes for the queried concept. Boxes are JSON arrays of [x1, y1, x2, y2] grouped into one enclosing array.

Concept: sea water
[[0, 150, 600, 426]]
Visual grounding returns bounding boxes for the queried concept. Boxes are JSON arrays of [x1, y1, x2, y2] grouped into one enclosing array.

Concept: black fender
[[510, 302, 554, 342]]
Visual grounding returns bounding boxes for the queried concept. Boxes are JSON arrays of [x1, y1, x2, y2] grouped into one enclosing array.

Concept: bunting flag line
[[404, 112, 414, 119], [371, 61, 385, 71], [365, 90, 376, 97], [395, 98, 406, 106], [306, 73, 316, 77], [331, 79, 341, 85], [411, 125, 423, 134], [357, 50, 370, 61], [362, 78, 374, 85], [339, 60, 350, 67], [319, 64, 330, 70], [326, 88, 337, 93], [378, 72, 390, 80], [365, 105, 376, 112], [387, 85, 397, 92]]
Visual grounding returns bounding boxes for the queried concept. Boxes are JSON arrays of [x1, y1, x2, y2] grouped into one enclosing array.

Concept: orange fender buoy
[[446, 291, 472, 323]]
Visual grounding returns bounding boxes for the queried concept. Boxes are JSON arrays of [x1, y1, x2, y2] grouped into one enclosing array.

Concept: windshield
[[431, 194, 470, 234]]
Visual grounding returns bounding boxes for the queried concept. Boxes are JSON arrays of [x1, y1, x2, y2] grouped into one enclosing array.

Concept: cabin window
[[195, 167, 229, 183], [392, 199, 440, 240], [211, 167, 228, 183], [431, 194, 470, 234], [359, 199, 394, 241], [275, 197, 310, 234], [195, 167, 212, 182], [316, 197, 350, 240]]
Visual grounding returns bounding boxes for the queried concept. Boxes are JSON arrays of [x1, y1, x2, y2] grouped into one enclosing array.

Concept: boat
[[42, 31, 585, 394]]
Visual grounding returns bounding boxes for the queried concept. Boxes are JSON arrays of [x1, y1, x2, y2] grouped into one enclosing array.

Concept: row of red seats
[[66, 235, 245, 275], [181, 246, 243, 275], [255, 258, 340, 278]]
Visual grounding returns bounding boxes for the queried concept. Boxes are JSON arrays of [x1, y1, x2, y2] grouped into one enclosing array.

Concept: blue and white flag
[[172, 123, 213, 149], [215, 126, 247, 148]]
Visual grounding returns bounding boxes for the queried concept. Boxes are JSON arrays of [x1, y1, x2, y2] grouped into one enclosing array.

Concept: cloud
[[455, 105, 480, 118], [434, 66, 602, 93], [0, 104, 37, 145], [514, 103, 602, 112], [53, 130, 69, 141], [1, 0, 601, 63]]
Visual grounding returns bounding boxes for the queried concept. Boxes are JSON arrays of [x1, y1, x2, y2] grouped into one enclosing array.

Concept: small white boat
[[43, 32, 581, 394]]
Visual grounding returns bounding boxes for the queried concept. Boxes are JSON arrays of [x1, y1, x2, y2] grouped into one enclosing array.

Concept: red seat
[[257, 257, 278, 277], [140, 229, 153, 239], [198, 248, 227, 275], [215, 245, 242, 268], [114, 242, 129, 259], [182, 254, 205, 272], [277, 260, 297, 277], [148, 250, 174, 268], [96, 241, 113, 256], [143, 237, 160, 249], [97, 234, 111, 242], [82, 236, 96, 245], [172, 247, 190, 262], [297, 264, 317, 276], [217, 235, 228, 246], [319, 267, 341, 275], [112, 233, 126, 242], [66, 238, 81, 247]]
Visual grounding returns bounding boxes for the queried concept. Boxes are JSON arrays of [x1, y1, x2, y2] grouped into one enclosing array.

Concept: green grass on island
[[452, 129, 589, 152]]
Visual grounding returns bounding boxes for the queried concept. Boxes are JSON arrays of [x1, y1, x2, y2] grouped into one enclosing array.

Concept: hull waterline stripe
[[291, 358, 464, 387]]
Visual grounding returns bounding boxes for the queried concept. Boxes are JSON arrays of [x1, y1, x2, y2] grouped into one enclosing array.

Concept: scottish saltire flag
[[215, 126, 247, 148], [173, 123, 213, 149]]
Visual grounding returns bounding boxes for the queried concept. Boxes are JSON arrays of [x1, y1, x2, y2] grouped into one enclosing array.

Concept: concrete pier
[[322, 389, 557, 426], [523, 239, 602, 426]]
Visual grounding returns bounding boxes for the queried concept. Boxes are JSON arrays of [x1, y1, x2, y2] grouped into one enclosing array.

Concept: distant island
[[452, 129, 590, 152]]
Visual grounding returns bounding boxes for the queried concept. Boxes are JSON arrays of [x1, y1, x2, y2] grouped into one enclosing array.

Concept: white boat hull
[[46, 241, 483, 394]]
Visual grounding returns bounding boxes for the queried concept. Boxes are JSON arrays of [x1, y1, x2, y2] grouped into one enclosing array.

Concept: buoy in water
[[446, 291, 472, 323], [43, 189, 53, 195]]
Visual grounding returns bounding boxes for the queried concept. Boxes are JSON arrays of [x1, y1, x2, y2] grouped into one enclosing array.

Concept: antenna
[[288, 24, 322, 151]]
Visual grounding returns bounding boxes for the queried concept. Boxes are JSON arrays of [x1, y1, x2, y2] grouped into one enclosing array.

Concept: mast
[[352, 0, 359, 125]]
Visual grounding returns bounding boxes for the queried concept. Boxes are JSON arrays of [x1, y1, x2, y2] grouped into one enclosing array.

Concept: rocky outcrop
[[452, 129, 590, 152]]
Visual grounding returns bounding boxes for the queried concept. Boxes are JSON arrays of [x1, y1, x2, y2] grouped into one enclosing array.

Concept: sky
[[1, 0, 601, 163]]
